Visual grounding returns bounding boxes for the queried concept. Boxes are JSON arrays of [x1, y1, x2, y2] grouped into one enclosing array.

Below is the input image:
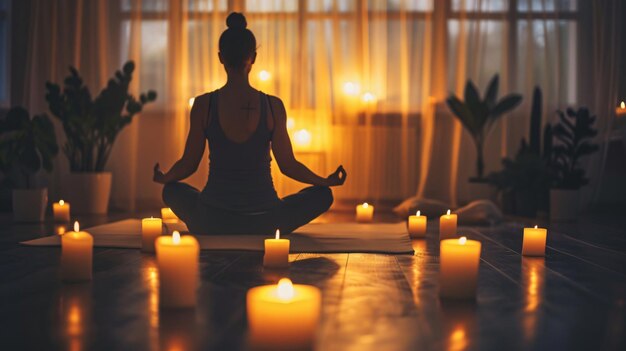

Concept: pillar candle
[[263, 230, 290, 268], [439, 209, 458, 240], [408, 210, 427, 238], [356, 202, 374, 223], [161, 207, 180, 223], [142, 217, 163, 253], [53, 200, 71, 222], [61, 221, 93, 282], [522, 225, 548, 257], [439, 236, 481, 299], [247, 278, 321, 350], [156, 231, 199, 308], [616, 101, 625, 117]]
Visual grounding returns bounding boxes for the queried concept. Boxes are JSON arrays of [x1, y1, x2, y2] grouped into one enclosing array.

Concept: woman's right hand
[[325, 165, 347, 186]]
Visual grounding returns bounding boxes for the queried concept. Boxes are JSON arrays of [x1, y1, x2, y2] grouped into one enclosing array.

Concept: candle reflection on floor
[[410, 239, 427, 304], [59, 283, 92, 351], [522, 257, 545, 341], [142, 258, 160, 350], [441, 301, 476, 351], [159, 310, 197, 351]]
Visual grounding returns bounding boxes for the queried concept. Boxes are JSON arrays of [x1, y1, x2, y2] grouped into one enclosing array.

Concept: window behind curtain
[[118, 0, 579, 112], [0, 0, 9, 107]]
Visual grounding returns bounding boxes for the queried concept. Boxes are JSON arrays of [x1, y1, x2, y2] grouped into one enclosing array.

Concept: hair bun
[[226, 12, 247, 30]]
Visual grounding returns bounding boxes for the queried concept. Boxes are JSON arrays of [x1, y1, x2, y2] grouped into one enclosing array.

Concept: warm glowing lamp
[[293, 129, 312, 148], [343, 81, 361, 96], [361, 91, 377, 104]]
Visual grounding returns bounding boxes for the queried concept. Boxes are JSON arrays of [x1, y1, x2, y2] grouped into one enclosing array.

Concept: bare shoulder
[[265, 94, 286, 121]]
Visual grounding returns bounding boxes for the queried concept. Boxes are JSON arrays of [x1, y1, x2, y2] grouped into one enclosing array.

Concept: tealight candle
[[439, 209, 458, 240], [439, 236, 481, 299], [263, 229, 290, 268], [61, 221, 93, 282], [522, 225, 548, 257], [161, 207, 179, 223], [408, 210, 427, 238], [156, 231, 199, 308], [356, 202, 374, 223], [141, 217, 163, 253], [53, 200, 71, 222], [247, 278, 321, 350]]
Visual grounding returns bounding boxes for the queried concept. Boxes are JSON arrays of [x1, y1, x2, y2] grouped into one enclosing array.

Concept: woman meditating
[[153, 12, 347, 235]]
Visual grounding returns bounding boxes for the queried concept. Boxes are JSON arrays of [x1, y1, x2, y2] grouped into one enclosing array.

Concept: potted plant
[[488, 87, 553, 217], [446, 74, 523, 203], [0, 107, 58, 221], [549, 108, 599, 222], [45, 61, 156, 214]]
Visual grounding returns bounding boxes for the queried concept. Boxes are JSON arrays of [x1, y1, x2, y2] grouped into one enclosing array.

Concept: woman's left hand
[[153, 163, 166, 184]]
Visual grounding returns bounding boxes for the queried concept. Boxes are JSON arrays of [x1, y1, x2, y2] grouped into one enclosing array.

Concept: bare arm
[[153, 96, 207, 184], [269, 97, 346, 186]]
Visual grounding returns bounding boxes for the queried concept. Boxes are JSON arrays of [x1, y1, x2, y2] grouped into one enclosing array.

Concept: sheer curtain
[[15, 0, 618, 211]]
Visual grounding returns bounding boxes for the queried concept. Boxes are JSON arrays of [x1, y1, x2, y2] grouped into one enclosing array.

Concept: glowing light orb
[[293, 129, 312, 147], [259, 70, 271, 81], [343, 81, 361, 96]]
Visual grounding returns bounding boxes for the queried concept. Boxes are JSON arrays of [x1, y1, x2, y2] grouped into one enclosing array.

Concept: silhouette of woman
[[153, 12, 347, 235]]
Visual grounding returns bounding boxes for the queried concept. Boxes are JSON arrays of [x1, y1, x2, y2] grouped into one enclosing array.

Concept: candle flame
[[74, 221, 79, 232], [534, 225, 538, 229], [459, 236, 467, 245], [275, 229, 280, 240], [59, 199, 65, 206], [172, 231, 181, 244], [416, 210, 421, 216], [621, 101, 625, 109], [363, 202, 369, 208], [259, 70, 271, 81], [446, 209, 451, 216], [277, 278, 294, 300]]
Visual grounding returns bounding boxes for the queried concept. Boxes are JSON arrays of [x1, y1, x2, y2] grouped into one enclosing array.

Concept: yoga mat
[[21, 219, 414, 254]]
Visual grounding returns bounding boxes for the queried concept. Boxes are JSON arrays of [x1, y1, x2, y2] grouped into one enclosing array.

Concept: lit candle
[[141, 217, 163, 253], [522, 225, 548, 257], [247, 278, 321, 350], [61, 221, 93, 282], [155, 231, 200, 308], [439, 236, 482, 299], [161, 207, 179, 223], [439, 209, 458, 240], [408, 210, 427, 238], [53, 200, 71, 222], [263, 229, 290, 268], [616, 101, 625, 117], [356, 202, 374, 223]]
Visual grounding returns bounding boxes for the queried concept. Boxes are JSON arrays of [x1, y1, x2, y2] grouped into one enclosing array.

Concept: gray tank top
[[200, 90, 280, 212]]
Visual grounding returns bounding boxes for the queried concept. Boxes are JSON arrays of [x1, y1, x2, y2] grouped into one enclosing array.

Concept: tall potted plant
[[550, 108, 599, 222], [487, 87, 553, 217], [0, 107, 58, 221], [45, 61, 156, 214], [446, 74, 523, 202]]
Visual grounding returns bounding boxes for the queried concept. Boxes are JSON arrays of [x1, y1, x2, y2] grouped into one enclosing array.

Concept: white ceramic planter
[[12, 188, 48, 222], [550, 189, 579, 222], [62, 172, 112, 214]]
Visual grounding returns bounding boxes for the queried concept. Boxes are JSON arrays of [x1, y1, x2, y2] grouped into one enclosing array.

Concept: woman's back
[[200, 89, 280, 211]]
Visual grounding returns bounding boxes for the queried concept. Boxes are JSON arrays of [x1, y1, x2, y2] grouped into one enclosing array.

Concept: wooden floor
[[0, 208, 625, 351]]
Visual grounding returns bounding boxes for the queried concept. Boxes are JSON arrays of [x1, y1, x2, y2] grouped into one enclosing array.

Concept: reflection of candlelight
[[410, 239, 426, 304], [293, 129, 312, 148], [523, 258, 545, 340], [59, 284, 91, 351], [448, 325, 468, 351], [142, 259, 160, 349]]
